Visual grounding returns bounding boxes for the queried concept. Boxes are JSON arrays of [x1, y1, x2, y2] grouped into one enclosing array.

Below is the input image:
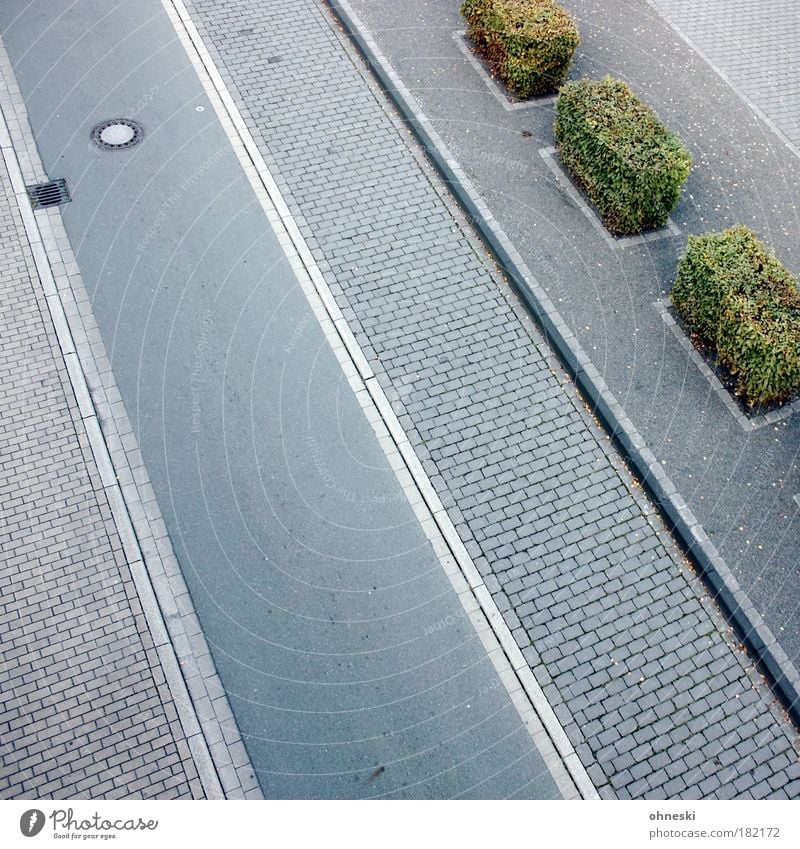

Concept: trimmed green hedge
[[461, 0, 579, 98], [672, 226, 800, 406], [554, 76, 692, 235]]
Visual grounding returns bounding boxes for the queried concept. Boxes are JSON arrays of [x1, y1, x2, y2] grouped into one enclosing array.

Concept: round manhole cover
[[91, 118, 143, 150]]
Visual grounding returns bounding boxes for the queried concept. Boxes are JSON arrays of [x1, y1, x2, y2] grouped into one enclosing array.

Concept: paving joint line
[[326, 0, 800, 728], [0, 35, 260, 801], [163, 0, 598, 800], [655, 297, 800, 432]]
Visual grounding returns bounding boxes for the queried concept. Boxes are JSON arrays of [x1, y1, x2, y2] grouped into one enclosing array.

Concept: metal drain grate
[[26, 178, 71, 209]]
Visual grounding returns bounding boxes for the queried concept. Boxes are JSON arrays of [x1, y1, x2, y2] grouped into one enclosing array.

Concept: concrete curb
[[326, 0, 800, 728]]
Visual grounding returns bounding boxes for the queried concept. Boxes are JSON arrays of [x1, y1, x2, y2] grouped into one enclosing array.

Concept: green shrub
[[672, 226, 800, 405], [554, 76, 692, 234], [461, 0, 579, 98]]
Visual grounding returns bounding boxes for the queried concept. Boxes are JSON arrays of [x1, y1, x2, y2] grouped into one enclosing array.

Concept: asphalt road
[[0, 0, 560, 798]]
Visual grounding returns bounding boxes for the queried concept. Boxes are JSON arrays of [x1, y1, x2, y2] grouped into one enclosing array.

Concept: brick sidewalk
[[182, 0, 800, 798], [0, 145, 202, 798], [646, 0, 800, 154]]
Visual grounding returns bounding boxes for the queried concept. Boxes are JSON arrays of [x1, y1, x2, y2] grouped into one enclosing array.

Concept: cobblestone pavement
[[0, 158, 203, 799], [645, 0, 800, 154], [179, 0, 800, 798]]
